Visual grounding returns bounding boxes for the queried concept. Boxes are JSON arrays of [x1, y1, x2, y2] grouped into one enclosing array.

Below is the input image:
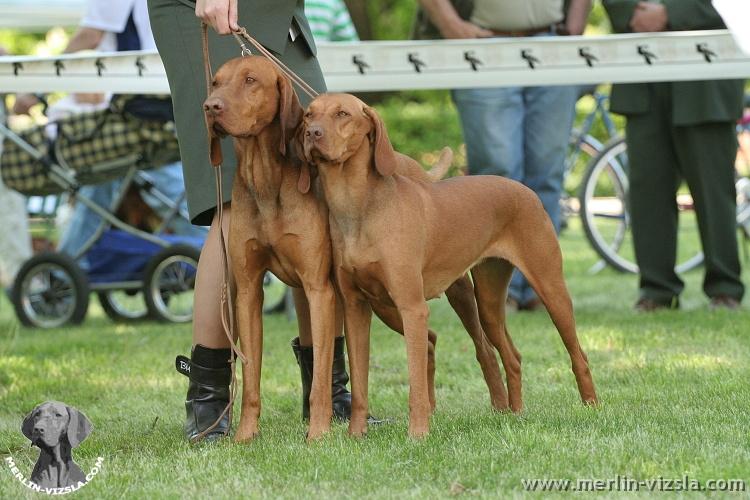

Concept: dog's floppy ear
[[292, 126, 312, 194], [363, 106, 397, 177], [277, 74, 303, 157], [210, 137, 223, 167], [65, 406, 92, 448], [21, 404, 40, 440]]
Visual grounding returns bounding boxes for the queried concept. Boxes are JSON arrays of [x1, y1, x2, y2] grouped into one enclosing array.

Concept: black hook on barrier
[[54, 59, 65, 76], [578, 47, 598, 67], [408, 53, 426, 73], [95, 58, 105, 76], [521, 49, 540, 69], [12, 61, 22, 76], [464, 51, 482, 71], [135, 57, 146, 77], [352, 55, 370, 75], [696, 43, 717, 63], [637, 45, 657, 65]]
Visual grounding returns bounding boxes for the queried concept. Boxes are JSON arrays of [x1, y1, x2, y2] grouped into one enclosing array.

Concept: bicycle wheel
[[562, 133, 603, 218], [579, 138, 635, 273], [580, 138, 704, 274]]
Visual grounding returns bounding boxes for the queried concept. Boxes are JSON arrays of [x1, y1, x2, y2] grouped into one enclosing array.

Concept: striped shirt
[[304, 0, 359, 42]]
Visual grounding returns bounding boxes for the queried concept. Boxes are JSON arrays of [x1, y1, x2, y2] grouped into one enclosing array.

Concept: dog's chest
[[339, 251, 391, 305]]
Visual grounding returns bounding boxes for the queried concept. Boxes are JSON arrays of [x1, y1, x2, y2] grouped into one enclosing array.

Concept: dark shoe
[[331, 335, 353, 420], [519, 297, 545, 312], [291, 337, 314, 420], [176, 345, 232, 443], [634, 296, 679, 312], [291, 336, 384, 424], [709, 295, 741, 311], [505, 296, 520, 313], [291, 336, 352, 420]]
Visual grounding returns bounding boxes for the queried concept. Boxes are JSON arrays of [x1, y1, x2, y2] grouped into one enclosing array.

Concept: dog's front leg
[[398, 299, 431, 438], [337, 274, 372, 437], [303, 282, 336, 441], [234, 270, 264, 443]]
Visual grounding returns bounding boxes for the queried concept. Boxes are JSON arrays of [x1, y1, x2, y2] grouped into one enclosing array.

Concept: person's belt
[[489, 23, 567, 37]]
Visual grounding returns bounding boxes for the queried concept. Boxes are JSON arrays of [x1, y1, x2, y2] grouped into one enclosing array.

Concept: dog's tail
[[426, 147, 453, 181]]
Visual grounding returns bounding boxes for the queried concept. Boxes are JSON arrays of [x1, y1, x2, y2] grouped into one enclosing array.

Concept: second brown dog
[[300, 93, 598, 438]]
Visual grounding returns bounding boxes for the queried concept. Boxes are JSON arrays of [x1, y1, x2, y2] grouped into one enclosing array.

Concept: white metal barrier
[[0, 30, 748, 94]]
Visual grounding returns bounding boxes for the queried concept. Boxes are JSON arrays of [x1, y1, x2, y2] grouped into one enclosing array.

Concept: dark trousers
[[149, 0, 327, 225], [625, 83, 744, 302]]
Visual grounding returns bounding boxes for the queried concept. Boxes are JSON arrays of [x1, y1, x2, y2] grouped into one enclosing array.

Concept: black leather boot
[[175, 345, 232, 442], [331, 336, 353, 420], [291, 336, 352, 420]]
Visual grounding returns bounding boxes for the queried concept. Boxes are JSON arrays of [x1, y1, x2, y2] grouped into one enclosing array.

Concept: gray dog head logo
[[21, 401, 92, 488]]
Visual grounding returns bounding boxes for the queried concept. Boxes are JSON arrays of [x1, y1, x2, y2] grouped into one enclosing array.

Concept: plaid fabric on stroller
[[1, 95, 180, 195]]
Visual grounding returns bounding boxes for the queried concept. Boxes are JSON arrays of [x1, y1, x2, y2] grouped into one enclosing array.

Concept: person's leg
[[0, 179, 32, 288], [57, 181, 121, 269], [672, 121, 744, 303], [451, 87, 524, 178], [180, 203, 234, 441], [626, 84, 684, 304], [519, 84, 578, 305], [452, 86, 525, 303], [149, 0, 347, 438], [192, 204, 233, 349], [139, 162, 209, 238]]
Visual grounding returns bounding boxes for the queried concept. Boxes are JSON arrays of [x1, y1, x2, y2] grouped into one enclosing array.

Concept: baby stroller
[[1, 94, 203, 328]]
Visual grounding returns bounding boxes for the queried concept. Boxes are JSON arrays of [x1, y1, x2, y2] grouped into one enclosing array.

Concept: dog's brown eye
[[304, 112, 312, 118], [245, 76, 255, 84], [336, 110, 350, 118]]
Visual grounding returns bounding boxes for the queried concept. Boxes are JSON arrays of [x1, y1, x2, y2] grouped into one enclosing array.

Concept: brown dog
[[300, 93, 598, 438], [203, 58, 507, 441], [204, 56, 337, 441]]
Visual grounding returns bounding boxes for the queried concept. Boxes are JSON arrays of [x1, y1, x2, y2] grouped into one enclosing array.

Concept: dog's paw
[[234, 423, 259, 443], [306, 424, 331, 442], [348, 421, 368, 438]]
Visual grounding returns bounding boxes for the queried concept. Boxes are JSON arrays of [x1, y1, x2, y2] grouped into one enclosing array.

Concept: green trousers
[[625, 83, 744, 302], [148, 0, 327, 225]]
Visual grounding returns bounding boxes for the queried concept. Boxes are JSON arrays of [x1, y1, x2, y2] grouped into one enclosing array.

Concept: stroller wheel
[[98, 291, 149, 322], [143, 244, 200, 323], [12, 252, 89, 328]]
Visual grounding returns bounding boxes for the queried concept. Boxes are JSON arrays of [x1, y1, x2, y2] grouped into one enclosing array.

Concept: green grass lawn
[[1, 221, 749, 498]]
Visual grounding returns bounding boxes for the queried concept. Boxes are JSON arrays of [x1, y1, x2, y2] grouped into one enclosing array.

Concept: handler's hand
[[13, 93, 39, 115], [196, 0, 239, 35], [629, 1, 668, 33], [440, 19, 493, 39]]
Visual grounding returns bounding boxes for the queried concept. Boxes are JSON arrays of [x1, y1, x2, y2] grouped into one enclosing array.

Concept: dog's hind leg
[[445, 275, 509, 411], [512, 237, 598, 406], [471, 258, 523, 413]]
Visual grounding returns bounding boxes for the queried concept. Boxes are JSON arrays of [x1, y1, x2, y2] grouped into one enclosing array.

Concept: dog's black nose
[[203, 97, 224, 116], [33, 426, 44, 434], [305, 125, 324, 140]]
